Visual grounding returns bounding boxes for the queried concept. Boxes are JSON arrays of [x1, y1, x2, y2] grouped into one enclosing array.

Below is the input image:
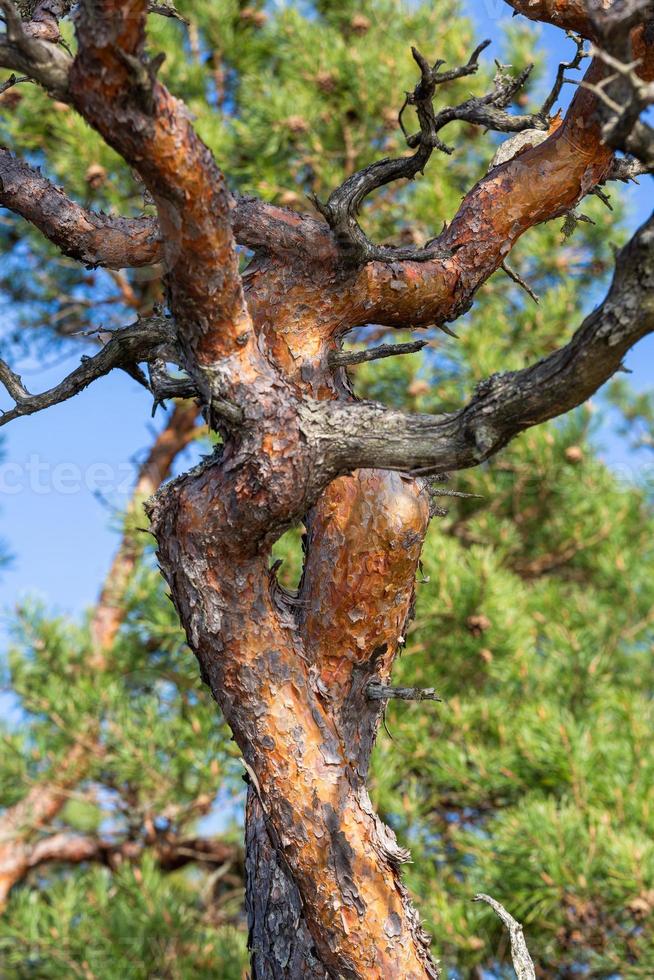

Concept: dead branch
[[315, 41, 555, 266], [305, 211, 654, 477], [329, 339, 427, 367], [0, 317, 173, 426], [474, 893, 536, 980], [367, 683, 442, 702], [582, 23, 654, 170]]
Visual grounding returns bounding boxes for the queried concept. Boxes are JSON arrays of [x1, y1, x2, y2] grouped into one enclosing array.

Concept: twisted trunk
[[1, 1, 652, 973], [242, 468, 431, 976]]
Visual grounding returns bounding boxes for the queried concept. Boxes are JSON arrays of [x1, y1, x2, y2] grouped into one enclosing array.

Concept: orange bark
[[506, 0, 605, 37], [2, 0, 652, 974], [300, 471, 430, 763], [69, 0, 254, 371], [150, 460, 438, 978], [112, 13, 650, 973]]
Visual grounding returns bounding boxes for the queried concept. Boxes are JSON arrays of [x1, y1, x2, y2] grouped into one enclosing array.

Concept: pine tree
[[0, 0, 652, 976]]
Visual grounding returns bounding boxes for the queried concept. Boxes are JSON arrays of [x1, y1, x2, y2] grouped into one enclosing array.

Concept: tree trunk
[[150, 458, 435, 977], [240, 469, 431, 975], [246, 790, 328, 979], [2, 2, 653, 974]]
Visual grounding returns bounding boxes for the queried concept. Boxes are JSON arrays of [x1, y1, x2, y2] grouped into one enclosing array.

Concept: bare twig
[[367, 683, 442, 702], [316, 40, 550, 266], [0, 317, 173, 426], [147, 356, 243, 424], [0, 70, 28, 92], [148, 0, 188, 22], [501, 261, 540, 304], [539, 31, 587, 117], [606, 155, 648, 182], [473, 893, 536, 980], [329, 340, 427, 367]]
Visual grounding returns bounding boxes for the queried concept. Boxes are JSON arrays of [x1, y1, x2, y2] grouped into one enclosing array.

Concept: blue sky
[[0, 0, 653, 673]]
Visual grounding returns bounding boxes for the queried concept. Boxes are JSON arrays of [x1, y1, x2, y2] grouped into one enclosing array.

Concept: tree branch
[[577, 1, 654, 170], [328, 339, 427, 367], [504, 0, 601, 40], [0, 0, 70, 96], [20, 0, 73, 42], [316, 40, 565, 266], [366, 683, 442, 702], [349, 49, 652, 331], [0, 148, 163, 269], [473, 893, 536, 980], [68, 0, 255, 381], [0, 149, 333, 270], [0, 316, 173, 426], [306, 211, 654, 476]]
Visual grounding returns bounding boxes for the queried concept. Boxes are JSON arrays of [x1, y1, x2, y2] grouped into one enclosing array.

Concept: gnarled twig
[[328, 339, 427, 367], [473, 893, 536, 980], [0, 317, 172, 426], [315, 36, 585, 267]]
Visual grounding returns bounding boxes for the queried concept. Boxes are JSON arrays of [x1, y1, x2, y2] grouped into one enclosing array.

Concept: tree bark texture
[[0, 0, 653, 974]]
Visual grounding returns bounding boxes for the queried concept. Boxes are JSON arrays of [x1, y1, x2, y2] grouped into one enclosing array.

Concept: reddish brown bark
[[506, 0, 605, 37], [0, 0, 652, 974], [0, 147, 162, 268], [0, 150, 329, 270]]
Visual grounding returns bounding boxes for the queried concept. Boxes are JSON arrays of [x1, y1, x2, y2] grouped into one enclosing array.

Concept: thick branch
[[351, 54, 648, 330], [308, 211, 654, 475], [505, 0, 601, 39], [0, 150, 331, 270], [0, 148, 162, 269], [297, 470, 431, 774], [0, 0, 70, 95], [69, 0, 254, 377]]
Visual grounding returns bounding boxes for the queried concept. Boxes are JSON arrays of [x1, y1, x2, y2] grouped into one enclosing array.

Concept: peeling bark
[[246, 791, 328, 980], [0, 0, 653, 973]]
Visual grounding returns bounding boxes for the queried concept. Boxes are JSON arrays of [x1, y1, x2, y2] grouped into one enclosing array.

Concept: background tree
[[0, 0, 653, 976]]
